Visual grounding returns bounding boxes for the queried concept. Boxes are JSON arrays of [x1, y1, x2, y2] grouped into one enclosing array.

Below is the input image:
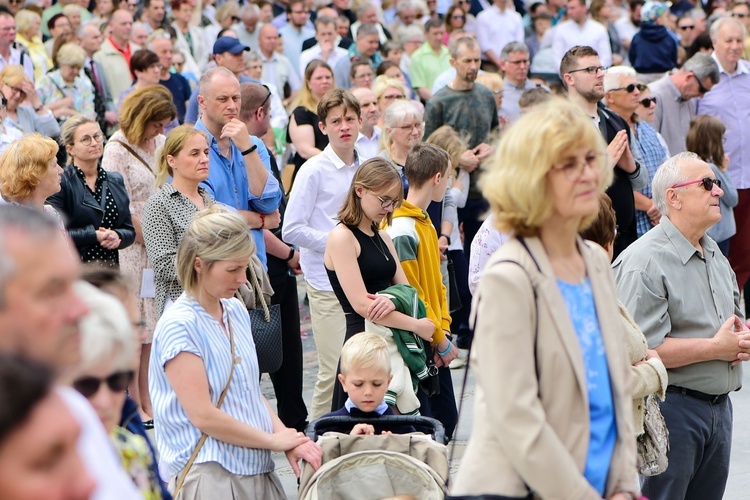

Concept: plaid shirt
[[634, 121, 668, 238]]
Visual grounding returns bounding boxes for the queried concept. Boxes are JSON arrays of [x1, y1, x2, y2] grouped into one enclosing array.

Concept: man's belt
[[667, 385, 729, 404]]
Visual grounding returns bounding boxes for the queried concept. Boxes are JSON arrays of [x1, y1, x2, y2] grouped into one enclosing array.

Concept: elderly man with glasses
[[561, 45, 645, 257], [614, 151, 750, 500]]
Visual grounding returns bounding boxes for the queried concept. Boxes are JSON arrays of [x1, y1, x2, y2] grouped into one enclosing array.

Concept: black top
[[47, 165, 135, 267], [287, 106, 329, 174], [326, 224, 396, 335], [160, 73, 192, 124]]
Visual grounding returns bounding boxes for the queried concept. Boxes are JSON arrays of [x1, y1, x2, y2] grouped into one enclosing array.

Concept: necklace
[[368, 230, 390, 261]]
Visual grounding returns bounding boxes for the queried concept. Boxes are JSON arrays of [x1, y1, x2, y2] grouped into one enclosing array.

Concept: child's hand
[[413, 318, 435, 342], [350, 423, 375, 435], [366, 293, 396, 321]]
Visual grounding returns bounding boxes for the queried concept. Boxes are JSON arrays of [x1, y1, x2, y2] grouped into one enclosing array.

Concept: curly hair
[[0, 134, 59, 202]]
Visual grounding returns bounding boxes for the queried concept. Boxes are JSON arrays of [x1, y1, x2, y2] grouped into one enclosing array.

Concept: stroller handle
[[305, 415, 446, 444]]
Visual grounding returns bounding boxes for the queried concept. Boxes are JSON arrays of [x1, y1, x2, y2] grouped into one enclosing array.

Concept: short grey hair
[[198, 66, 238, 97], [397, 24, 425, 45], [603, 65, 636, 92], [682, 52, 721, 84], [75, 281, 136, 373], [397, 0, 418, 14], [500, 42, 529, 60], [381, 99, 423, 153], [652, 152, 699, 215], [244, 50, 262, 63], [356, 2, 376, 17], [449, 35, 479, 58], [240, 4, 260, 19], [710, 15, 747, 40], [357, 22, 379, 38], [0, 206, 61, 309]]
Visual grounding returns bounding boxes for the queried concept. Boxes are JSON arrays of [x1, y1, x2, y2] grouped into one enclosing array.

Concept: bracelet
[[437, 340, 453, 357], [240, 144, 258, 156], [259, 212, 265, 229], [284, 247, 295, 262], [440, 234, 451, 245]]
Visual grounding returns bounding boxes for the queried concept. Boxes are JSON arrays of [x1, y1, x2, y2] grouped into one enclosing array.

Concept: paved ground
[[260, 277, 750, 499]]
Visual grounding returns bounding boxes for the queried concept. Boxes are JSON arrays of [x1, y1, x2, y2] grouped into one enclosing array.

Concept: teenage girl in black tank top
[[323, 159, 437, 411]]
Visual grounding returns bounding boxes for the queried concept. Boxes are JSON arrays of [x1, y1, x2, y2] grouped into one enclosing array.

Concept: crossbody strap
[[173, 313, 236, 497], [247, 260, 270, 320], [110, 139, 154, 174]]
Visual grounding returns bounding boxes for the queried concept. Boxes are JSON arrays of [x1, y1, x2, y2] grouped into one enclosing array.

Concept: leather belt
[[667, 385, 728, 404]]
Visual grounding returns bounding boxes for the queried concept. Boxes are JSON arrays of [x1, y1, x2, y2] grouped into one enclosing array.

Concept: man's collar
[[660, 215, 712, 264], [711, 52, 749, 76]]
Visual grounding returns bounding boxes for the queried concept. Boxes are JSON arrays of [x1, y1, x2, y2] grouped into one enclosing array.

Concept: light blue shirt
[[195, 118, 281, 268], [149, 294, 275, 477], [557, 277, 617, 496]]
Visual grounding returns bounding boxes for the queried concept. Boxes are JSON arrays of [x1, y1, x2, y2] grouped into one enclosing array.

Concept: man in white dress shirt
[[475, 0, 524, 70], [283, 89, 362, 420], [259, 23, 301, 102], [551, 0, 612, 69], [352, 86, 381, 160], [299, 15, 349, 75]]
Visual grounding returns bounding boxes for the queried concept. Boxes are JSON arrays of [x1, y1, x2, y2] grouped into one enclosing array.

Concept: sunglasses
[[260, 83, 271, 109], [72, 370, 134, 399], [639, 97, 657, 107], [610, 83, 647, 93], [679, 24, 696, 29], [671, 177, 722, 191], [692, 72, 710, 94], [452, 14, 466, 19], [568, 65, 607, 75], [732, 12, 748, 17]]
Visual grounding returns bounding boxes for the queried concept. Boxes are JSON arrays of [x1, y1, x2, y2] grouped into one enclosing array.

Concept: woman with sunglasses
[[452, 99, 638, 500], [150, 206, 322, 498], [48, 115, 135, 268], [67, 281, 164, 499], [444, 4, 467, 44], [603, 67, 668, 238], [324, 158, 436, 411]]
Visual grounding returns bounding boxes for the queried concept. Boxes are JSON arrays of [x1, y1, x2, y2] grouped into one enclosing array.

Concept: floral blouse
[[110, 426, 162, 500], [36, 70, 95, 121]]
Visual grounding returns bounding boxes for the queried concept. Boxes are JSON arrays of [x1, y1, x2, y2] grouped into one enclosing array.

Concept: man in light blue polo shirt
[[194, 67, 281, 268]]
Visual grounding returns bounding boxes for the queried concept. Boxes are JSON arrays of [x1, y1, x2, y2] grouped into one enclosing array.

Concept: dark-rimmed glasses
[[672, 177, 722, 191], [73, 370, 134, 398], [260, 84, 271, 109], [79, 132, 105, 146], [640, 97, 657, 107], [568, 65, 607, 75], [610, 83, 646, 93], [679, 24, 696, 30], [368, 190, 402, 209]]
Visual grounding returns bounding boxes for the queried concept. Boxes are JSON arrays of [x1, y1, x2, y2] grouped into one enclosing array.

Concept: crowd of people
[[0, 0, 749, 497]]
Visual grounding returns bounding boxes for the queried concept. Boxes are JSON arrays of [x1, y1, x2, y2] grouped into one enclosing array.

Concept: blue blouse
[[557, 277, 617, 495]]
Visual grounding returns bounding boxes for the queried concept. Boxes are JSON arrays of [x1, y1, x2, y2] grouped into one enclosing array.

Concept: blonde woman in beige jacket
[[452, 100, 640, 499]]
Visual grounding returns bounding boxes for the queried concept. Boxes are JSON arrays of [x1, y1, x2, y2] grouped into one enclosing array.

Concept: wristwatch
[[440, 234, 451, 245]]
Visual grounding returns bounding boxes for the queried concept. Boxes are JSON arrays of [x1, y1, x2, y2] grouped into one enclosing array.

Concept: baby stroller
[[298, 415, 449, 500]]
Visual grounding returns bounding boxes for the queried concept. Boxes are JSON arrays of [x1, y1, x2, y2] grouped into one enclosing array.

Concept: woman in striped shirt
[[149, 206, 322, 499]]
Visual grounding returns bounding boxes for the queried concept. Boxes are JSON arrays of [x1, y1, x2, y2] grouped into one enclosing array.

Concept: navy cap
[[213, 37, 251, 55]]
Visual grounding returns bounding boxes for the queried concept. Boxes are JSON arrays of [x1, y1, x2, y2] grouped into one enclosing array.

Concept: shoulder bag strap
[[110, 139, 154, 174], [247, 260, 270, 320], [444, 237, 541, 496], [173, 314, 236, 497]]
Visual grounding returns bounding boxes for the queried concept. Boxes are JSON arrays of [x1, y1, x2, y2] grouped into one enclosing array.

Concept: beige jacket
[[93, 39, 133, 105], [452, 237, 639, 499]]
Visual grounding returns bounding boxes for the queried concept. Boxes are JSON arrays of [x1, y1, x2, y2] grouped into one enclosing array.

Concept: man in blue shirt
[[194, 66, 281, 267]]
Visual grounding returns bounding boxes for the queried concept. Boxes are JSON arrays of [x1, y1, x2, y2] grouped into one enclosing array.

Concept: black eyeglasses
[[368, 190, 402, 209], [451, 14, 466, 19], [72, 370, 134, 398], [679, 24, 696, 29], [671, 177, 722, 191], [639, 97, 657, 107], [732, 12, 748, 17], [610, 83, 647, 93], [692, 72, 710, 94], [259, 83, 271, 109], [568, 65, 607, 75]]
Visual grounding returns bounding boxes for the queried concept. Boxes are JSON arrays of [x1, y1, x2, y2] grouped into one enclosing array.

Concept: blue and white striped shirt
[[149, 293, 275, 478]]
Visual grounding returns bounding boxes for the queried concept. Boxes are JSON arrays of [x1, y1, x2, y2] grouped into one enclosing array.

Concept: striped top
[[149, 293, 275, 478]]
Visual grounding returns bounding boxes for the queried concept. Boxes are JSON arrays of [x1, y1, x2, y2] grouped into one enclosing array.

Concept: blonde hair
[[56, 42, 86, 68], [75, 281, 136, 373], [119, 85, 177, 145], [291, 59, 334, 114], [338, 158, 403, 231], [475, 72, 503, 93], [156, 124, 208, 186], [481, 99, 611, 237], [0, 64, 30, 88], [425, 125, 467, 175], [340, 332, 391, 376], [176, 206, 255, 296], [14, 9, 41, 38], [380, 99, 422, 157], [0, 134, 59, 201], [60, 115, 99, 165], [61, 4, 82, 18], [215, 1, 239, 24], [373, 75, 409, 102]]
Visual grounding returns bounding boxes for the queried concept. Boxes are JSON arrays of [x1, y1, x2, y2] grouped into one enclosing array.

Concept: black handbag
[[419, 342, 441, 397], [246, 262, 283, 374]]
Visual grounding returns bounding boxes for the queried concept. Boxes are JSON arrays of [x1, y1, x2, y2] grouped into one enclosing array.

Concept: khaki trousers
[[306, 283, 346, 420], [173, 462, 285, 500]]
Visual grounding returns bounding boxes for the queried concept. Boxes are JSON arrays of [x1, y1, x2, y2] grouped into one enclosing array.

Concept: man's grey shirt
[[613, 215, 743, 395]]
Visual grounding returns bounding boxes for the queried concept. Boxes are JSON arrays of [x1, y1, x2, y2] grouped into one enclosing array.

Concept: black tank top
[[326, 224, 397, 334]]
